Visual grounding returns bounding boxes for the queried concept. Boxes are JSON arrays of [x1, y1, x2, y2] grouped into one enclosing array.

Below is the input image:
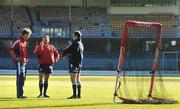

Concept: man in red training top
[[34, 35, 60, 98], [9, 28, 32, 98]]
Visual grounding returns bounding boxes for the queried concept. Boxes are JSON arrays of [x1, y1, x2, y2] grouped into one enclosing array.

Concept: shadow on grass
[[0, 97, 16, 101], [0, 97, 53, 101], [0, 102, 112, 109]]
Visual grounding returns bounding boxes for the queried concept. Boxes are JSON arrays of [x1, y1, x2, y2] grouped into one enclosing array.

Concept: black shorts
[[69, 64, 82, 73], [39, 64, 53, 74]]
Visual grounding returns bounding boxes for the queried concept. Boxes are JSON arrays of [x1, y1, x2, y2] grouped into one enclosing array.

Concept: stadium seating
[[0, 6, 179, 71], [111, 0, 176, 7], [0, 6, 31, 36], [0, 6, 177, 38], [38, 6, 107, 37], [109, 15, 177, 37]]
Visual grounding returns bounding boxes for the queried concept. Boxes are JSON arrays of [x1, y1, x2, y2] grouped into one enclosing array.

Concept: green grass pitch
[[0, 75, 180, 109]]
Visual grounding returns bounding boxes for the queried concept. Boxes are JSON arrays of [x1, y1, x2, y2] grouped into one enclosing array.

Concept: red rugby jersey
[[9, 37, 28, 63], [33, 43, 60, 64]]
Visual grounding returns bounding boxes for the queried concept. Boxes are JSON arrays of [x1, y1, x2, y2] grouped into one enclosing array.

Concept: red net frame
[[114, 21, 164, 103]]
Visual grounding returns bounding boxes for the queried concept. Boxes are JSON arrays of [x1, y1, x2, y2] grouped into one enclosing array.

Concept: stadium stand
[[109, 14, 177, 37], [111, 0, 176, 7], [0, 6, 177, 38], [38, 6, 107, 37], [0, 6, 31, 36], [0, 5, 179, 71]]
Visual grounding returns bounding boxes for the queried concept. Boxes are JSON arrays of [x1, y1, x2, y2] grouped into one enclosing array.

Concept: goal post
[[113, 21, 176, 104]]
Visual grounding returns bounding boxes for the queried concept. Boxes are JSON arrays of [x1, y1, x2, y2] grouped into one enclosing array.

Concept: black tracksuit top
[[62, 40, 84, 66]]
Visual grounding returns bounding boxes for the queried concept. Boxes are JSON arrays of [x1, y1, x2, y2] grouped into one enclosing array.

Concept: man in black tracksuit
[[61, 31, 84, 99]]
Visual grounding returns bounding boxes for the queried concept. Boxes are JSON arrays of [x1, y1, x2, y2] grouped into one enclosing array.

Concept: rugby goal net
[[113, 21, 177, 104]]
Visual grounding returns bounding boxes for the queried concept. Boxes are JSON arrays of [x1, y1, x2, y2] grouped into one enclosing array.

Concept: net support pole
[[113, 23, 128, 103], [148, 71, 155, 98], [148, 25, 162, 98]]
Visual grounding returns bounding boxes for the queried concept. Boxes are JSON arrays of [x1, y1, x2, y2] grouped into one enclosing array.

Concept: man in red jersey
[[34, 35, 60, 98], [9, 28, 32, 98]]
